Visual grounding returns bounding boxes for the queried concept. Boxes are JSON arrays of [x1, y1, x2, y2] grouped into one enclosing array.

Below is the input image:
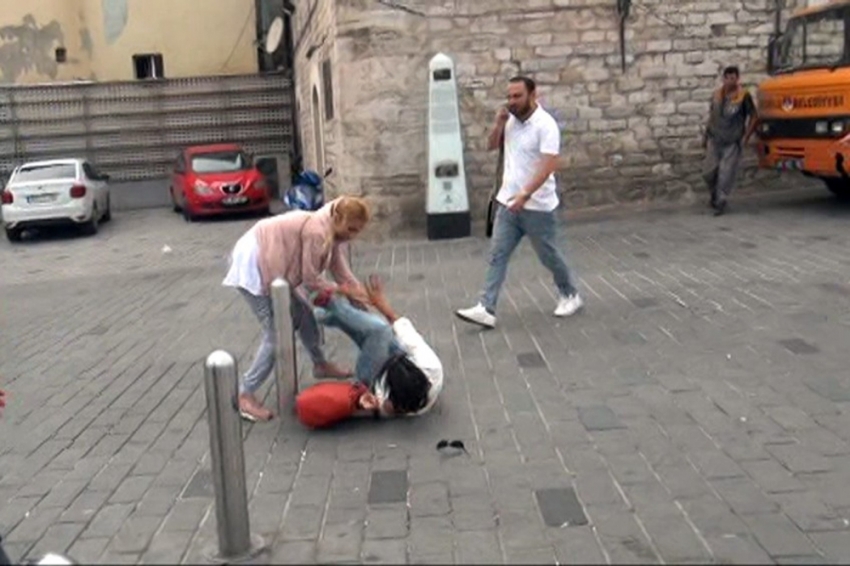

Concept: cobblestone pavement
[[1, 189, 850, 565]]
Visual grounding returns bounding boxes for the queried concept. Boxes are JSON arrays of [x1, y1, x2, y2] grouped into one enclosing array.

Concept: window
[[321, 59, 334, 120], [311, 86, 325, 174], [190, 151, 252, 174], [776, 8, 846, 73], [55, 47, 67, 63], [133, 54, 165, 79], [13, 163, 77, 182]]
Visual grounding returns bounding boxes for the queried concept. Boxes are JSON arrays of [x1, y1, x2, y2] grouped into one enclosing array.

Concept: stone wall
[[297, 0, 812, 234], [291, 0, 344, 196]]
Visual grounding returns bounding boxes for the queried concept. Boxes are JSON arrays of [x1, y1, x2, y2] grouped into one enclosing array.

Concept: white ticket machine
[[426, 53, 471, 240]]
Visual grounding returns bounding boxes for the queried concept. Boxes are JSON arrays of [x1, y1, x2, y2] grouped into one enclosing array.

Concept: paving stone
[[140, 530, 194, 564], [516, 352, 545, 368], [767, 443, 834, 474], [639, 514, 713, 563], [809, 531, 850, 564], [534, 488, 588, 527], [804, 377, 850, 403], [316, 521, 363, 563], [454, 530, 504, 564], [409, 481, 450, 517], [361, 538, 408, 564], [577, 406, 624, 431], [181, 468, 214, 499], [770, 492, 850, 532], [58, 491, 111, 524], [269, 540, 317, 565], [741, 459, 807, 494], [280, 504, 324, 541], [28, 522, 85, 556], [550, 525, 607, 564], [79, 504, 134, 540], [778, 338, 820, 355], [743, 513, 821, 558], [66, 537, 110, 564], [368, 470, 408, 505], [365, 505, 409, 540], [109, 475, 155, 504]]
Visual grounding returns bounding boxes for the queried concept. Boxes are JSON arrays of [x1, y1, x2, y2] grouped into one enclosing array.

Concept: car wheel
[[182, 204, 195, 223], [82, 205, 99, 236], [171, 188, 182, 212], [823, 178, 850, 201], [4, 227, 22, 243], [102, 196, 112, 222]]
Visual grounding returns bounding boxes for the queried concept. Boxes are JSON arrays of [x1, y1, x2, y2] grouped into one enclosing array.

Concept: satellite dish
[[265, 17, 284, 54]]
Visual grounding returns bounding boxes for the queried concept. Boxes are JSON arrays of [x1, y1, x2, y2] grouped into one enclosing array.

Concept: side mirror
[[324, 167, 333, 178]]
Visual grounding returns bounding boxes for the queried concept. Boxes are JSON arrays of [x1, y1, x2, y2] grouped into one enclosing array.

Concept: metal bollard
[[270, 278, 298, 416], [202, 351, 264, 563]]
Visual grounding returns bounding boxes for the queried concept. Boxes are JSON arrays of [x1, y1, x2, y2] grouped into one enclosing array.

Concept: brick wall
[[297, 0, 811, 233]]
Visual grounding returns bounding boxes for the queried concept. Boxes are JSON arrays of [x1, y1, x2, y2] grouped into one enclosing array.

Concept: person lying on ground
[[295, 275, 444, 428]]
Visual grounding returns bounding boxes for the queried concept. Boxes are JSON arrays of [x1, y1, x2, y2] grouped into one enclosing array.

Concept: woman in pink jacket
[[223, 196, 371, 422]]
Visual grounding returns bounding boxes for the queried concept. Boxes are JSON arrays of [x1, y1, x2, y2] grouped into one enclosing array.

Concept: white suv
[[1, 158, 112, 242]]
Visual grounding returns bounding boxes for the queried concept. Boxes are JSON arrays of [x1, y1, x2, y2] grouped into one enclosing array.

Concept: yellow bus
[[757, 0, 850, 199]]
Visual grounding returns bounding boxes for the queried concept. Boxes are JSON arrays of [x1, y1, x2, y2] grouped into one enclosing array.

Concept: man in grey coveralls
[[702, 66, 759, 216]]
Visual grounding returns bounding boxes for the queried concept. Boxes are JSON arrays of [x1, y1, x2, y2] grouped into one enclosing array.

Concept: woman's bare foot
[[238, 393, 273, 422], [313, 361, 353, 379]]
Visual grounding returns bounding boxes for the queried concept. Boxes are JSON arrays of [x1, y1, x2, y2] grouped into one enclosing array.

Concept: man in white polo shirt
[[456, 76, 583, 329]]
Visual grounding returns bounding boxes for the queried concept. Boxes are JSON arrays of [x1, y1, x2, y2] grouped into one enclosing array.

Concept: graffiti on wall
[[102, 0, 128, 45], [0, 14, 65, 84]]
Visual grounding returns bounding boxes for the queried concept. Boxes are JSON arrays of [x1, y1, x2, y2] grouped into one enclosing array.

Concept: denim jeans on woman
[[481, 203, 577, 312], [239, 288, 326, 395]]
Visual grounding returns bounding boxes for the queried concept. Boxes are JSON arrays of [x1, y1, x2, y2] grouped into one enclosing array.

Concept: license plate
[[222, 196, 248, 206], [776, 158, 803, 171], [27, 194, 56, 204]]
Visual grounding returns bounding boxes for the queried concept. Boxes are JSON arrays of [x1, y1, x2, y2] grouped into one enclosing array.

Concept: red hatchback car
[[170, 144, 270, 221]]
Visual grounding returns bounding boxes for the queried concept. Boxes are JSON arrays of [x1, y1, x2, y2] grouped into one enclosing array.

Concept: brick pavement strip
[[1, 195, 850, 563]]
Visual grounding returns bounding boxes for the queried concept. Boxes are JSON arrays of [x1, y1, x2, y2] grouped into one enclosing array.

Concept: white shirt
[[222, 225, 264, 297], [496, 106, 561, 212], [374, 317, 443, 417]]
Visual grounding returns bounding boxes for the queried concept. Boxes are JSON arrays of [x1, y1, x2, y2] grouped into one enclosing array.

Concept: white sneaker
[[554, 294, 584, 317], [455, 303, 496, 328]]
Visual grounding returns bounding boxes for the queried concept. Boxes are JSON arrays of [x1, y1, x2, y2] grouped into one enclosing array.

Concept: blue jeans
[[239, 288, 326, 395], [314, 297, 403, 387], [481, 204, 577, 313]]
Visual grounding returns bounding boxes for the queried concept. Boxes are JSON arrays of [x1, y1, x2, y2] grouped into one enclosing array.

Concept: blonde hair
[[332, 196, 371, 227]]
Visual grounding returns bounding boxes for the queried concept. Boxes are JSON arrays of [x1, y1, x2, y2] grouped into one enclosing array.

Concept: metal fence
[[0, 72, 294, 181]]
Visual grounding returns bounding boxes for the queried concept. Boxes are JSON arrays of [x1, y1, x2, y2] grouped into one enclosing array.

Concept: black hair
[[382, 354, 431, 415], [509, 75, 536, 93], [723, 66, 740, 77]]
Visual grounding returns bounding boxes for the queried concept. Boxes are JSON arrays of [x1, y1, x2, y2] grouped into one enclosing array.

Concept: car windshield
[[13, 163, 77, 183], [191, 151, 251, 173], [775, 8, 847, 73]]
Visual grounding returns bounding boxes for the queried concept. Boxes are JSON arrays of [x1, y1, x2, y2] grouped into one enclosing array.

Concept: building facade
[[0, 0, 261, 84], [293, 0, 822, 233]]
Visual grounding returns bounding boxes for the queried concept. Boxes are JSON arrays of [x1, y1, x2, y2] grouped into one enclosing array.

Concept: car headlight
[[193, 181, 213, 195], [759, 122, 771, 135], [831, 121, 845, 135], [816, 121, 829, 134]]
